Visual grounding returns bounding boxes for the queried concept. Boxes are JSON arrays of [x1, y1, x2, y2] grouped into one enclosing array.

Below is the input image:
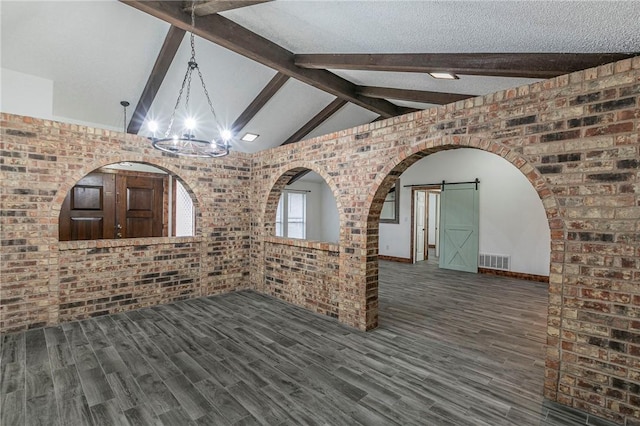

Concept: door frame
[[410, 185, 441, 263]]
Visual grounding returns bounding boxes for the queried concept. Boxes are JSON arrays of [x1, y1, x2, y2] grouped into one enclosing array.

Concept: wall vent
[[479, 253, 510, 271]]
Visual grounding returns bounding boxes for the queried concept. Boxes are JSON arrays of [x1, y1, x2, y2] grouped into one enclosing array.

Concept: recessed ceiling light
[[241, 133, 259, 142], [429, 72, 459, 80]]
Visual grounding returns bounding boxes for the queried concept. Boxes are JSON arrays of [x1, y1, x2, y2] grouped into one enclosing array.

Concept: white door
[[414, 191, 427, 262]]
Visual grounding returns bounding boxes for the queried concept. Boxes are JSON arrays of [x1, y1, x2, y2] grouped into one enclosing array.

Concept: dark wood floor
[[1, 260, 616, 425]]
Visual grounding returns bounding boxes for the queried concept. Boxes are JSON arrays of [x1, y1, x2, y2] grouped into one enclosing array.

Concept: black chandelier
[[148, 0, 230, 158]]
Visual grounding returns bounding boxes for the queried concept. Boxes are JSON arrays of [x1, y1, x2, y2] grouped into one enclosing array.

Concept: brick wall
[[250, 58, 640, 423], [58, 238, 201, 322], [263, 237, 340, 318], [1, 57, 639, 423], [0, 114, 252, 332]]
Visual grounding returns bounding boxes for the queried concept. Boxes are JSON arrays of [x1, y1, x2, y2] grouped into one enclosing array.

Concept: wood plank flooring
[[1, 260, 616, 425]]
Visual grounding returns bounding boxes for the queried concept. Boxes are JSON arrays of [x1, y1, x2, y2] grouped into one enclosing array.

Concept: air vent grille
[[479, 253, 510, 271]]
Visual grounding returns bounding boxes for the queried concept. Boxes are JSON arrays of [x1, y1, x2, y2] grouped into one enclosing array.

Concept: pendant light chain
[[163, 1, 221, 138], [120, 100, 130, 133], [164, 63, 191, 138], [123, 103, 127, 133], [188, 0, 220, 127], [150, 0, 230, 157]]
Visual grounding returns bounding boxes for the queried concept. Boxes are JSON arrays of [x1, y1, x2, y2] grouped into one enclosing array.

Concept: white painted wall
[[286, 177, 339, 243], [1, 68, 121, 130], [379, 148, 550, 276], [1, 68, 53, 119], [320, 182, 340, 243]]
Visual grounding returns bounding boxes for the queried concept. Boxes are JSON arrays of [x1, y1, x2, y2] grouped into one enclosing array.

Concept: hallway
[[1, 261, 611, 425]]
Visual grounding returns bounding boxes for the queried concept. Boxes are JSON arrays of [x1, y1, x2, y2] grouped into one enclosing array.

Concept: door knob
[[117, 232, 122, 238]]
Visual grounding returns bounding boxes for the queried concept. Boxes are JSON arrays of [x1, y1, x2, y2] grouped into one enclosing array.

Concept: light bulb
[[221, 129, 232, 141], [148, 121, 159, 132], [185, 118, 196, 130]]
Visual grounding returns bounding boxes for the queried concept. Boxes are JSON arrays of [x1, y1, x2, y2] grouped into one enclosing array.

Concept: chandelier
[[148, 0, 231, 157]]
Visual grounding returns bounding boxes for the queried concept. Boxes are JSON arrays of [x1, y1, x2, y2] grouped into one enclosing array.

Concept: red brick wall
[[1, 57, 639, 423], [263, 237, 340, 318], [0, 115, 252, 332], [250, 58, 640, 423], [58, 238, 202, 321]]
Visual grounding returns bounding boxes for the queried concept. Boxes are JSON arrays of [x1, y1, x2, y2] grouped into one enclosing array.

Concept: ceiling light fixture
[[429, 72, 459, 80], [241, 133, 259, 142], [149, 0, 231, 158]]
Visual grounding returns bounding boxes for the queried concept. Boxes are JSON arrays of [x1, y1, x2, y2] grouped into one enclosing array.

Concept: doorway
[[59, 170, 166, 241], [412, 186, 440, 263]]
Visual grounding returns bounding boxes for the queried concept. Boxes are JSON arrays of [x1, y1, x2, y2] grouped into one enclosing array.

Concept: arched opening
[[366, 145, 558, 424], [58, 162, 197, 241], [266, 168, 339, 244], [261, 166, 341, 317], [380, 148, 551, 275]]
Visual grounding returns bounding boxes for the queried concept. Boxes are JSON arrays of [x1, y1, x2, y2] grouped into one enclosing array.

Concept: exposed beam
[[357, 86, 474, 105], [190, 0, 273, 16], [282, 99, 347, 146], [294, 53, 639, 79], [127, 25, 185, 134], [120, 1, 402, 118], [287, 169, 311, 185], [231, 72, 289, 134]]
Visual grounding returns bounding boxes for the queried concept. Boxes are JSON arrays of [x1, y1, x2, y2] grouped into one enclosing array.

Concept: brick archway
[[256, 162, 345, 317], [261, 161, 345, 237], [364, 139, 563, 401]]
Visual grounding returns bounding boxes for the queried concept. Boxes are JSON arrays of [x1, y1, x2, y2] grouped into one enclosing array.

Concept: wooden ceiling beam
[[287, 169, 311, 185], [282, 99, 347, 146], [127, 25, 185, 134], [231, 72, 289, 134], [189, 0, 273, 16], [294, 53, 639, 79], [357, 86, 474, 105], [120, 1, 403, 118]]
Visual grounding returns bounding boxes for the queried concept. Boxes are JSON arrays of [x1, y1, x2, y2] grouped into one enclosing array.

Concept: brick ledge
[[264, 236, 339, 252], [58, 236, 203, 251]]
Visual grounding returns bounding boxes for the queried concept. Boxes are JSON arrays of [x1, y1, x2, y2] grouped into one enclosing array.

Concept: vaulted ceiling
[[2, 1, 639, 153]]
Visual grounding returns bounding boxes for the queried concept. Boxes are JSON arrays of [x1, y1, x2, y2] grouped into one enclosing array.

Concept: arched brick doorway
[[365, 141, 562, 401], [259, 164, 345, 316]]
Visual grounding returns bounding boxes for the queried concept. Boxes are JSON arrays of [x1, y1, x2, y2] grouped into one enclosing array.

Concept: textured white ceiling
[[306, 103, 379, 141], [331, 69, 542, 96], [224, 1, 640, 53], [1, 0, 639, 153], [233, 78, 337, 152], [1, 0, 169, 129]]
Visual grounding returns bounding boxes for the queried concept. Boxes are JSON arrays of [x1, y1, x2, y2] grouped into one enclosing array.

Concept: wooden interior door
[[59, 173, 116, 241], [116, 175, 164, 238]]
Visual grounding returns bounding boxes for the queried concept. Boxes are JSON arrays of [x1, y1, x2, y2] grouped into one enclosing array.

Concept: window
[[380, 181, 400, 224], [174, 179, 194, 237], [276, 190, 307, 239]]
